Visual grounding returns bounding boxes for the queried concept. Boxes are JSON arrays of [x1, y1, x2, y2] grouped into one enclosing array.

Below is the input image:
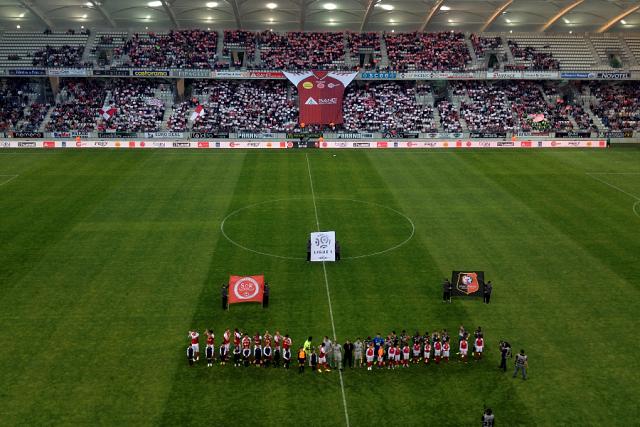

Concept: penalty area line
[[305, 153, 350, 427]]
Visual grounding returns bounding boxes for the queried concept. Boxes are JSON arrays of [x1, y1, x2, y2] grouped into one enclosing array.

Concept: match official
[[221, 284, 228, 310], [442, 279, 452, 303], [483, 281, 493, 304], [513, 349, 528, 380]]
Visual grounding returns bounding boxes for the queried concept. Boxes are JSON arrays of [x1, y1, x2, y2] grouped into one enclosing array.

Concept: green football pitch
[[1, 147, 639, 426]]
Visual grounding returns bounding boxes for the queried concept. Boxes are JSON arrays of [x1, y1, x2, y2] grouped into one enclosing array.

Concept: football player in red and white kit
[[459, 338, 468, 363], [365, 344, 375, 371], [394, 344, 401, 367], [233, 328, 241, 348], [434, 340, 442, 364], [222, 328, 231, 354], [189, 330, 200, 362], [442, 340, 451, 363], [402, 344, 410, 367], [205, 330, 214, 365], [253, 332, 262, 365], [424, 341, 432, 365], [387, 345, 396, 369], [241, 334, 251, 367], [412, 342, 421, 364], [319, 343, 330, 372], [263, 343, 272, 368], [273, 330, 282, 368], [474, 336, 484, 360]]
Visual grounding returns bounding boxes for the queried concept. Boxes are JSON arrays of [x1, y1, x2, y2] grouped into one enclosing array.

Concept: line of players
[[187, 329, 294, 368], [187, 326, 486, 370], [361, 327, 485, 371]]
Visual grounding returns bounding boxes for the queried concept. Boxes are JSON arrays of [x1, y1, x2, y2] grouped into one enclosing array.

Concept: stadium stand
[[384, 31, 471, 71], [101, 79, 167, 132], [623, 35, 640, 70], [342, 82, 435, 133], [0, 31, 90, 68], [45, 79, 105, 132], [258, 31, 346, 70], [223, 30, 257, 67], [506, 40, 559, 71], [191, 80, 298, 132], [589, 34, 632, 68], [505, 33, 598, 70], [347, 32, 382, 69], [88, 31, 129, 66], [123, 30, 219, 69], [588, 82, 640, 131], [452, 81, 515, 132]]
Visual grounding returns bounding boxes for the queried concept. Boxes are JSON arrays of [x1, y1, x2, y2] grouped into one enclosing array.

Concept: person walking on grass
[[513, 349, 528, 380]]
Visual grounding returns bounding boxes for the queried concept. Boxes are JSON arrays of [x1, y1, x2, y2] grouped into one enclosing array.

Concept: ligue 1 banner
[[228, 275, 264, 304], [310, 231, 336, 262], [451, 271, 485, 298], [284, 71, 357, 125]]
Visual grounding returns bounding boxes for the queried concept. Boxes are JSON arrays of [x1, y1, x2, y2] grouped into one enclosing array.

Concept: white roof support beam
[[18, 0, 54, 29], [87, 0, 117, 28], [540, 0, 584, 32], [161, 0, 180, 29], [360, 0, 377, 33], [597, 4, 639, 33], [300, 0, 308, 31], [480, 0, 513, 32], [227, 0, 242, 29], [419, 0, 445, 33]]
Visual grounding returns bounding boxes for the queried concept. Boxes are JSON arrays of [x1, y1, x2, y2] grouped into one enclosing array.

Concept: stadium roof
[[0, 0, 638, 33]]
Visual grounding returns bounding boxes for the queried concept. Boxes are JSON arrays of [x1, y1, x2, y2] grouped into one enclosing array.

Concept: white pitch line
[[586, 173, 640, 201], [305, 153, 350, 427], [0, 174, 18, 186]]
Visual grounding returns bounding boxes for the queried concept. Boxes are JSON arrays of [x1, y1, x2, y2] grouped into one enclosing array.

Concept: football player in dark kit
[[206, 344, 214, 367], [306, 238, 311, 262]]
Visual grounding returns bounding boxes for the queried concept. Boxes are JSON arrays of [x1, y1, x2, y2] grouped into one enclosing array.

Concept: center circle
[[220, 197, 415, 260]]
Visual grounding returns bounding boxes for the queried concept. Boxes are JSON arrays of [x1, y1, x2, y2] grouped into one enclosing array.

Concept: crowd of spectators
[[347, 32, 381, 68], [0, 80, 29, 132], [589, 82, 640, 131], [167, 101, 192, 132], [32, 45, 86, 68], [385, 32, 471, 71], [436, 100, 462, 132], [99, 80, 166, 132], [454, 81, 515, 133], [18, 103, 50, 132], [46, 79, 105, 132], [502, 82, 572, 132], [191, 80, 298, 132], [470, 35, 501, 59], [258, 31, 345, 70], [123, 30, 218, 69], [506, 41, 559, 71], [342, 82, 435, 133], [223, 30, 257, 66]]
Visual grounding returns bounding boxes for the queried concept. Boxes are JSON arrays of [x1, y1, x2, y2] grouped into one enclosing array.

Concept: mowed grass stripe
[[360, 150, 532, 425], [160, 152, 348, 426], [450, 150, 639, 424], [0, 151, 247, 424], [302, 151, 519, 426]]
